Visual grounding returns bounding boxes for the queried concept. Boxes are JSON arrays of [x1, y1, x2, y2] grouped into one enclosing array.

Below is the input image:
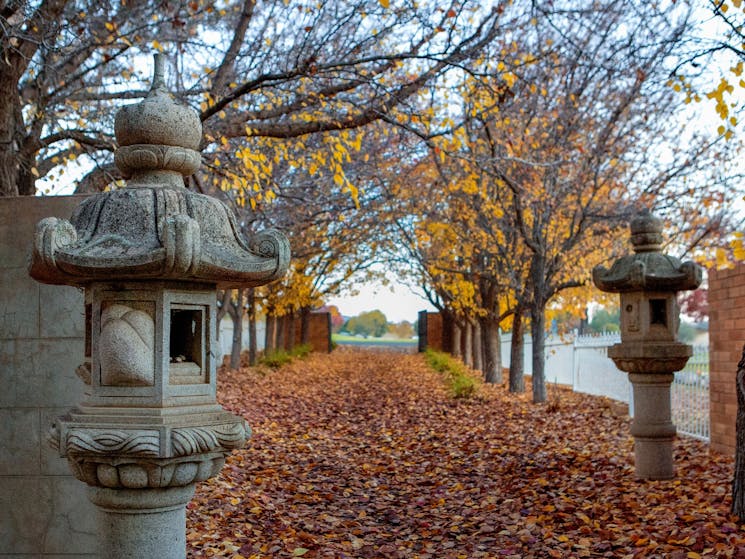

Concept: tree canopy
[[2, 0, 742, 403], [0, 0, 506, 196]]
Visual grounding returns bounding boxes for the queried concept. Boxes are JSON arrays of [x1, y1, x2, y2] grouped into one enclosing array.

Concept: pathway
[[187, 350, 739, 559]]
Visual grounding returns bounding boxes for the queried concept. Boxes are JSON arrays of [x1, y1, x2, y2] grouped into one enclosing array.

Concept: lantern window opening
[[169, 305, 206, 384], [650, 298, 667, 326]]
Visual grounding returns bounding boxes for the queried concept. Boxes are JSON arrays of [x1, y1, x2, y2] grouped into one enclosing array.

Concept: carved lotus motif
[[68, 453, 226, 489]]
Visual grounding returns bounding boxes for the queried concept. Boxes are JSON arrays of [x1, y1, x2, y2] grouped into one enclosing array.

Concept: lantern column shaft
[[89, 486, 195, 559], [629, 372, 676, 480]]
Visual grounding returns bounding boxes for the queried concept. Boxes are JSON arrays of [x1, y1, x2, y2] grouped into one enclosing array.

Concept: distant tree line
[[338, 310, 416, 340]]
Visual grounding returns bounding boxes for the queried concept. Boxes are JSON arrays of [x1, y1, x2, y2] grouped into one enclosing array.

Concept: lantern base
[[633, 437, 674, 480]]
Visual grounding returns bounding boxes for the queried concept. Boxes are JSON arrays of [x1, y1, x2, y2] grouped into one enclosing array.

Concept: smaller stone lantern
[[593, 209, 702, 480]]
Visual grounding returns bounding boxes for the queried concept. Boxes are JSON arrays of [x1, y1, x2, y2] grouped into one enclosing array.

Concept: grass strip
[[424, 348, 479, 398]]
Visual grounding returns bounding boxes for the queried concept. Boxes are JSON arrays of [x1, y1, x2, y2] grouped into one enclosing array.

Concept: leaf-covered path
[[188, 349, 741, 559]]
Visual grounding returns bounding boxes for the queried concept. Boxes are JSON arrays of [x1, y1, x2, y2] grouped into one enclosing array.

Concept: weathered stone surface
[[0, 409, 40, 475], [40, 408, 75, 476], [29, 187, 290, 288], [608, 341, 692, 374], [0, 477, 53, 553], [28, 57, 289, 290], [39, 283, 84, 338], [0, 267, 39, 339], [593, 209, 702, 293], [44, 476, 98, 553], [115, 57, 201, 153], [0, 339, 85, 408], [90, 486, 194, 559], [99, 303, 155, 386]]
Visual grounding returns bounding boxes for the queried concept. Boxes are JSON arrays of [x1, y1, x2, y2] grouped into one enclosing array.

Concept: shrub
[[258, 344, 313, 369], [259, 349, 293, 369], [424, 349, 479, 398], [290, 343, 312, 358]]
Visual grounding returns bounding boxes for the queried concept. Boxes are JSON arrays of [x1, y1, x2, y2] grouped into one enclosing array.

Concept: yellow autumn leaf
[[379, 0, 389, 7]]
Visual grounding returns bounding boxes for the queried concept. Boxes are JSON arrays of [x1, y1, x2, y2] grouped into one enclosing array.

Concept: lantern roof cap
[[29, 54, 290, 288], [592, 208, 702, 293], [114, 53, 202, 152]]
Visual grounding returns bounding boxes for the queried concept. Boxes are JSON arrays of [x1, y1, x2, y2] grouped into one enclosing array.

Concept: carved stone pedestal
[[90, 486, 195, 559], [628, 372, 676, 480], [608, 341, 691, 480]]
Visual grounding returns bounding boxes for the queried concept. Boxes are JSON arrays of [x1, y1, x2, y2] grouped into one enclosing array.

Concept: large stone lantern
[[593, 209, 701, 480], [28, 55, 290, 558]]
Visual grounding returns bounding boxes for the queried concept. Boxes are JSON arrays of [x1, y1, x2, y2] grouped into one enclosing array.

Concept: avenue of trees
[[1, 2, 743, 400], [4, 0, 745, 521]]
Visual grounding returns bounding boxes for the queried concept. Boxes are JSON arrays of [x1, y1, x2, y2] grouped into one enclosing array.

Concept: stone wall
[[708, 265, 743, 456], [0, 195, 97, 557]]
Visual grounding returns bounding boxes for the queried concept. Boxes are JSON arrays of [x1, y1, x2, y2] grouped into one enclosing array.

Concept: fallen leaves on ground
[[187, 349, 742, 559]]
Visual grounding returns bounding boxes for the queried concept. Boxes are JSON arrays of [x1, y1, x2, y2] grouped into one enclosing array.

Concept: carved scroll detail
[[65, 428, 161, 457], [171, 421, 250, 456], [248, 229, 291, 276], [28, 217, 78, 284]]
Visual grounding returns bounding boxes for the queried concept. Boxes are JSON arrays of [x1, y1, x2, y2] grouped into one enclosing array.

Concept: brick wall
[[284, 312, 332, 352], [708, 264, 744, 456], [418, 312, 448, 352]]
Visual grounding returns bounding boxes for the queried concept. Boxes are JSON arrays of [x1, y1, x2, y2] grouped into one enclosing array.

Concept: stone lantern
[[593, 209, 701, 480], [28, 55, 290, 558]]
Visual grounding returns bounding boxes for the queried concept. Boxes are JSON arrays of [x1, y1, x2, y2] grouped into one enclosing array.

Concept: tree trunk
[[287, 313, 297, 350], [229, 289, 244, 369], [216, 290, 230, 343], [733, 345, 745, 519], [276, 315, 286, 351], [463, 319, 473, 368], [441, 311, 454, 353], [247, 288, 257, 366], [481, 316, 502, 384], [472, 319, 483, 373], [265, 313, 277, 352], [452, 321, 462, 359], [0, 79, 20, 197], [300, 306, 311, 345], [509, 307, 525, 393], [530, 304, 547, 403]]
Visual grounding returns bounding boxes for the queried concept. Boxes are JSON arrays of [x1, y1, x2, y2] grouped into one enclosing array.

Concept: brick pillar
[[709, 265, 745, 456]]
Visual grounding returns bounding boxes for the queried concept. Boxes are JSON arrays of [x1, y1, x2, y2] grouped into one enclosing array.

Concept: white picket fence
[[671, 345, 710, 441], [217, 316, 266, 362], [501, 331, 710, 441]]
